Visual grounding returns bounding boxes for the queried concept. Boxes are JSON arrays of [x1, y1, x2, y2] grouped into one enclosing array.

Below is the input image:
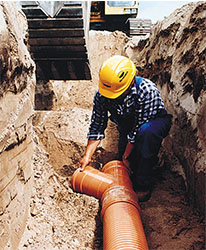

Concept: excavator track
[[21, 1, 91, 80]]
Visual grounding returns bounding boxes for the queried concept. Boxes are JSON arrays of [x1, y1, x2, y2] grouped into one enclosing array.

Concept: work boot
[[135, 184, 152, 202], [133, 176, 153, 202]]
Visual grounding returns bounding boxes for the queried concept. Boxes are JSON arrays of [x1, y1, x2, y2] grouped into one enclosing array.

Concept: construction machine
[[90, 1, 152, 36], [21, 1, 151, 81], [21, 1, 91, 81]]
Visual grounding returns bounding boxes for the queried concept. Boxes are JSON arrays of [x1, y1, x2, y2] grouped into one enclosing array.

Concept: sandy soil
[[18, 111, 205, 250]]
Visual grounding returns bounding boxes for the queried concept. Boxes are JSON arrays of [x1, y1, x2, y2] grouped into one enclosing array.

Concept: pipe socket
[[72, 166, 113, 199]]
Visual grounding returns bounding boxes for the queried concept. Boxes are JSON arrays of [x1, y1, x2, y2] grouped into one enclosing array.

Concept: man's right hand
[[78, 155, 91, 172], [78, 139, 101, 171]]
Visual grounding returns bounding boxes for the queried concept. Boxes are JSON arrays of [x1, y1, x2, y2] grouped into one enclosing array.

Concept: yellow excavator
[[90, 1, 152, 36], [90, 1, 137, 34]]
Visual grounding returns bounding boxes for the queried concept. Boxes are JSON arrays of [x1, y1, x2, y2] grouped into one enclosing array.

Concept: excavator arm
[[21, 1, 91, 80]]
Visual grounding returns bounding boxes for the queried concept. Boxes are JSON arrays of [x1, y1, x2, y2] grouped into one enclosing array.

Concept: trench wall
[[0, 2, 35, 249], [126, 1, 206, 215]]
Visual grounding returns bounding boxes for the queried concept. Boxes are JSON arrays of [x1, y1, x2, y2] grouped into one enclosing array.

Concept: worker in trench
[[78, 55, 172, 202]]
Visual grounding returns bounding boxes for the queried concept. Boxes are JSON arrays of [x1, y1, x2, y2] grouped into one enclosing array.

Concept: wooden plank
[[22, 5, 83, 18], [29, 37, 85, 46], [28, 18, 83, 28], [64, 1, 82, 6], [29, 28, 84, 38]]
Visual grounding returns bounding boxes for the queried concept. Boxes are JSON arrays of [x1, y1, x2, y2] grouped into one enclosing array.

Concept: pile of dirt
[[88, 30, 130, 84]]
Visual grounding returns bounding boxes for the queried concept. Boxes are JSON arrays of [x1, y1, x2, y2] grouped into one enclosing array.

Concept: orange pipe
[[102, 202, 148, 250], [71, 160, 148, 250], [72, 166, 113, 199]]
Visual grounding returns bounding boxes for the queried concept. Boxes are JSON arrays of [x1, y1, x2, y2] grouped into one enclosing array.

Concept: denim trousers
[[118, 112, 172, 187]]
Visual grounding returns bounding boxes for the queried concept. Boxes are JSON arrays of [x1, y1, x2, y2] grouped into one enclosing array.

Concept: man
[[78, 55, 172, 201]]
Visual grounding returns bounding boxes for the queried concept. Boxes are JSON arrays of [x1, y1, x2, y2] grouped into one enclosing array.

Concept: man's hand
[[78, 155, 91, 172], [78, 139, 101, 172], [122, 155, 130, 168], [122, 142, 134, 168]]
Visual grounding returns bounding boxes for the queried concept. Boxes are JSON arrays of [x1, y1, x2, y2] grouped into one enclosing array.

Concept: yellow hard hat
[[99, 55, 136, 99]]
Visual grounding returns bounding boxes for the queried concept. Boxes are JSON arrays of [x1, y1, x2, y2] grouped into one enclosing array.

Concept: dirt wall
[[0, 2, 35, 249], [125, 1, 206, 215]]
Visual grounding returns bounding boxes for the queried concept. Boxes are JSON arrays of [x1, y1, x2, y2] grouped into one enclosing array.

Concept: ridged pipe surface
[[71, 160, 148, 250], [103, 202, 148, 250]]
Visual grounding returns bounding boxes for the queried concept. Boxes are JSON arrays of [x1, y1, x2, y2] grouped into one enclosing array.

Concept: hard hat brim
[[99, 67, 136, 99], [99, 79, 130, 99]]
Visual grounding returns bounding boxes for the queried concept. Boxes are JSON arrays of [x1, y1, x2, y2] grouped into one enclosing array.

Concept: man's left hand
[[122, 155, 130, 168]]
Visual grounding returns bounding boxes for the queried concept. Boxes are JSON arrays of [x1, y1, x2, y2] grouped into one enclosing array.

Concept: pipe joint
[[101, 184, 141, 219]]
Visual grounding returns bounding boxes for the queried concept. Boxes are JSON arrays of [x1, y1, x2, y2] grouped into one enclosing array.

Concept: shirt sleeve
[[87, 91, 108, 140], [127, 79, 164, 143]]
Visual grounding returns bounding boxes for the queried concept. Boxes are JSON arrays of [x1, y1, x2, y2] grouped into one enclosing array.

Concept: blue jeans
[[118, 111, 172, 187]]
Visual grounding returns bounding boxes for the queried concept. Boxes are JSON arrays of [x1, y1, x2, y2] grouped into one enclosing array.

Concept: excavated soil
[[19, 29, 205, 249]]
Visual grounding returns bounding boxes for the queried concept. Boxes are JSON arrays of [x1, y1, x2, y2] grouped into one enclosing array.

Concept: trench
[[18, 31, 204, 250]]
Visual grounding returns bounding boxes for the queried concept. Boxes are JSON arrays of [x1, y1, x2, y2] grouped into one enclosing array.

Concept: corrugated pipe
[[72, 160, 149, 250]]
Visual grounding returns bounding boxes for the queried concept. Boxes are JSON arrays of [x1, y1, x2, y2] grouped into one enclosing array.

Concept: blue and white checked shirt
[[87, 77, 165, 144]]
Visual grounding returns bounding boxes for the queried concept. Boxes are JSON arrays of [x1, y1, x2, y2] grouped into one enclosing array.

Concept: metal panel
[[28, 18, 83, 28], [57, 7, 83, 18]]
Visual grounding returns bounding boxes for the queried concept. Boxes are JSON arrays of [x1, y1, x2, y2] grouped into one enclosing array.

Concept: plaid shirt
[[88, 77, 165, 144]]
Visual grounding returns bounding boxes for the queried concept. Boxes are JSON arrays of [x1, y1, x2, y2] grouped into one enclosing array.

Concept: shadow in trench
[[34, 80, 55, 110]]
